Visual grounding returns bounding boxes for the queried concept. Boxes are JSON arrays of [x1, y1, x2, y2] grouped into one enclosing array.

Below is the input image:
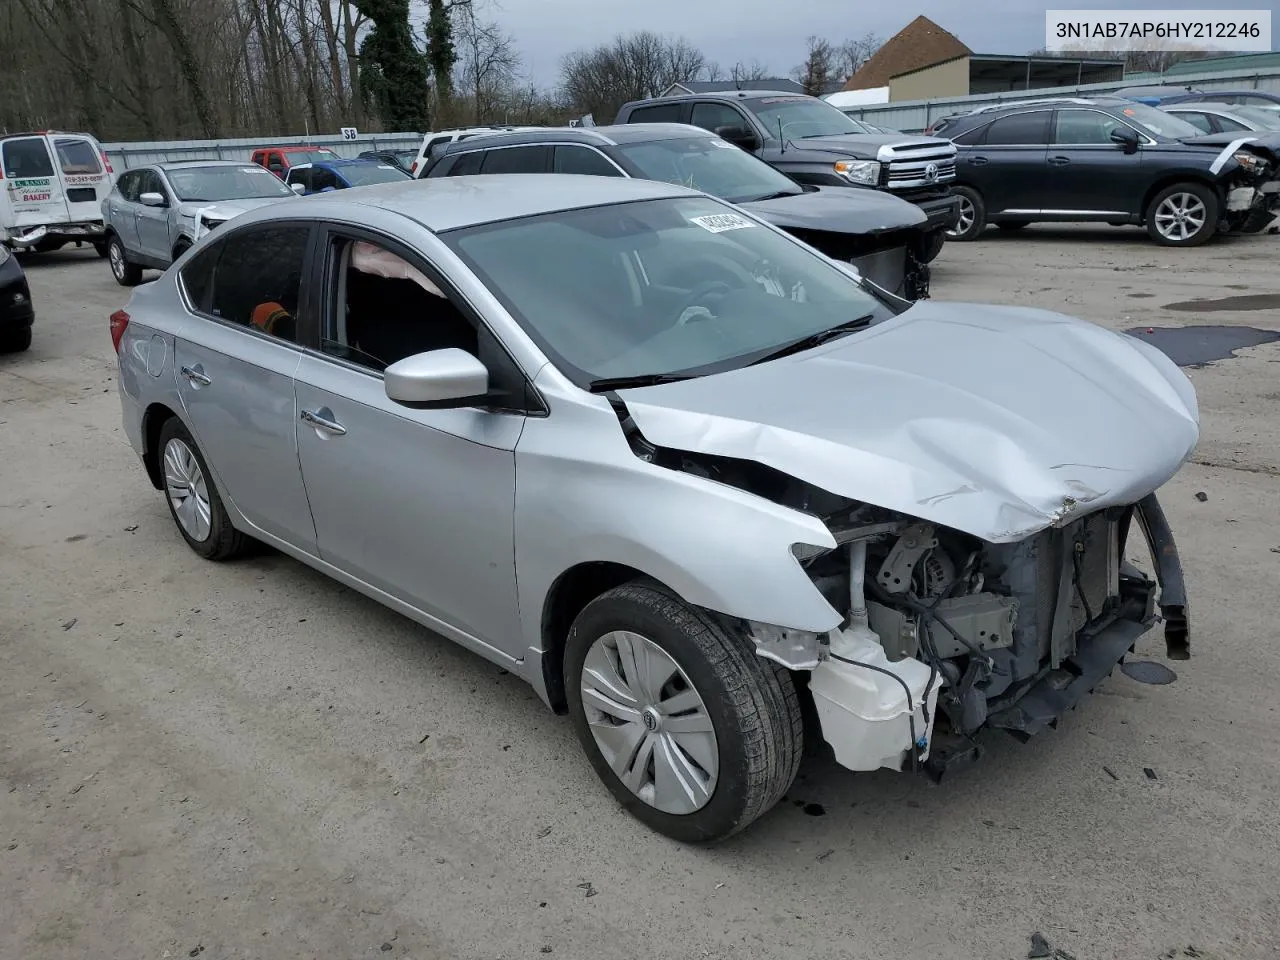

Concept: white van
[[1, 131, 115, 255]]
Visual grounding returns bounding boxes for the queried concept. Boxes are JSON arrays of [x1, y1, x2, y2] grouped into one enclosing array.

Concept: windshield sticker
[[689, 212, 755, 233], [710, 139, 736, 148], [1123, 108, 1136, 116]]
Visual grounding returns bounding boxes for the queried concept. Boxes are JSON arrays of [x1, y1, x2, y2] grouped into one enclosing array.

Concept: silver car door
[[292, 229, 525, 654], [134, 169, 173, 261], [173, 221, 318, 550], [106, 171, 143, 252]]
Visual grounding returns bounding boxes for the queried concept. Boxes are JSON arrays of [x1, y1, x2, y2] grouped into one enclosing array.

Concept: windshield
[[616, 136, 801, 203], [746, 96, 863, 140], [1113, 101, 1202, 139], [1231, 105, 1280, 129], [338, 163, 411, 186], [444, 196, 889, 386], [167, 165, 295, 202]]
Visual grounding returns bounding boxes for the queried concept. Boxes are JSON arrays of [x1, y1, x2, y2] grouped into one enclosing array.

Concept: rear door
[[1, 136, 69, 229], [1048, 109, 1146, 218], [957, 111, 1050, 214], [51, 136, 109, 223]]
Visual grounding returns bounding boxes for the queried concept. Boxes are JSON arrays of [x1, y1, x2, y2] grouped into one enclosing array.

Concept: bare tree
[[836, 33, 883, 82], [454, 5, 520, 124], [730, 59, 772, 85], [794, 36, 836, 97], [560, 31, 707, 121]]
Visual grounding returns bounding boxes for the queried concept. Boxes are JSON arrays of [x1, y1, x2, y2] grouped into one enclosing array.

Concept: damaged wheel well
[[142, 403, 179, 490], [540, 561, 650, 713]]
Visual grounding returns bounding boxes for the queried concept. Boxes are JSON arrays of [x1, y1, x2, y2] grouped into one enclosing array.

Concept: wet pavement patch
[[1124, 325, 1280, 367], [1163, 293, 1280, 312], [1121, 660, 1177, 685]]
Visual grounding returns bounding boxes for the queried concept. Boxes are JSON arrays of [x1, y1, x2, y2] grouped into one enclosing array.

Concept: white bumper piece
[[809, 624, 940, 773]]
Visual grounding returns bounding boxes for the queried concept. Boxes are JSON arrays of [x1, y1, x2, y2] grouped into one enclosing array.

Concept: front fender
[[514, 391, 842, 659]]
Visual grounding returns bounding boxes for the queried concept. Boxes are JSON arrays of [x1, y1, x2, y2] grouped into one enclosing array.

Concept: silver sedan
[[113, 175, 1199, 842]]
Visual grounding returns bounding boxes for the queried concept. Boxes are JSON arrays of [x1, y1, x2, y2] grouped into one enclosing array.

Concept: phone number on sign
[[1055, 20, 1263, 39]]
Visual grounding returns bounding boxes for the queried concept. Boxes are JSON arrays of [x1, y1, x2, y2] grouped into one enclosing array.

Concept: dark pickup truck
[[615, 91, 961, 260]]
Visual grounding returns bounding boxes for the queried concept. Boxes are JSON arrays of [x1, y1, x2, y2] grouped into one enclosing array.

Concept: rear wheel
[[945, 186, 985, 241], [565, 581, 803, 843], [157, 418, 250, 561], [1145, 182, 1218, 247], [0, 329, 32, 353], [107, 235, 143, 286]]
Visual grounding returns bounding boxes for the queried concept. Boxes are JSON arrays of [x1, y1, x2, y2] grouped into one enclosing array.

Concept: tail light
[[110, 309, 130, 354], [101, 151, 114, 175], [411, 160, 418, 174]]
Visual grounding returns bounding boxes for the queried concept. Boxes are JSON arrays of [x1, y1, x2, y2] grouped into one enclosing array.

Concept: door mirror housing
[[290, 182, 306, 195], [138, 191, 167, 207], [384, 348, 489, 409], [715, 125, 763, 151], [1110, 126, 1140, 153]]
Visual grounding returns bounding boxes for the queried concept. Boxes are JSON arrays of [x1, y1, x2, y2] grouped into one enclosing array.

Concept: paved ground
[[2, 223, 1279, 960]]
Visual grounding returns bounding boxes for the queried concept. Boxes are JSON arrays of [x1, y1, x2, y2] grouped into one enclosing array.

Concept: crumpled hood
[[1178, 132, 1280, 164], [177, 196, 293, 222], [740, 186, 926, 234], [618, 303, 1199, 543]]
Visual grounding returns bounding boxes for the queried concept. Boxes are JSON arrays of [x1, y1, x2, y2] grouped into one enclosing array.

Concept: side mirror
[[715, 125, 763, 151], [138, 191, 167, 207], [290, 182, 306, 195], [384, 348, 489, 409], [1110, 127, 1140, 153]]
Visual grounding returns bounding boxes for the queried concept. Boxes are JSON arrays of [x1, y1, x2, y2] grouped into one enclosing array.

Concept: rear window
[[54, 138, 102, 174], [626, 103, 687, 124], [1, 137, 55, 178]]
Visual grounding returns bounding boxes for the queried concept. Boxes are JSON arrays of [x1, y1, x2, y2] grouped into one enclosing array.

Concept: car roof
[[1164, 102, 1243, 114], [633, 90, 805, 104], [257, 145, 337, 152], [282, 173, 699, 231], [155, 159, 263, 171], [440, 123, 717, 153], [946, 96, 1131, 128]]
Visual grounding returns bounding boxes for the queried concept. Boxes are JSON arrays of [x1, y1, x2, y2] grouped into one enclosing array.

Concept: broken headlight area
[[791, 496, 1189, 779], [786, 226, 929, 301]]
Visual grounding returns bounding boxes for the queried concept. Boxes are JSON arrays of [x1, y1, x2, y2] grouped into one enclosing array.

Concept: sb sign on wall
[[340, 127, 358, 141]]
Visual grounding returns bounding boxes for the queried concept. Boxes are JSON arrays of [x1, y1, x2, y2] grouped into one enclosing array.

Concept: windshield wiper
[[749, 313, 875, 365], [587, 373, 694, 393], [741, 189, 802, 202]]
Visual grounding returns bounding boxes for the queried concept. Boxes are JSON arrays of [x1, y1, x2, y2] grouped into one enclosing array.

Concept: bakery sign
[[8, 177, 54, 202]]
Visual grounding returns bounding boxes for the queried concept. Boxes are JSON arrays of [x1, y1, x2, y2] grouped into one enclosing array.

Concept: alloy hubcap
[[163, 437, 212, 542], [1154, 193, 1206, 242], [109, 242, 124, 278], [580, 630, 718, 815], [948, 198, 975, 238]]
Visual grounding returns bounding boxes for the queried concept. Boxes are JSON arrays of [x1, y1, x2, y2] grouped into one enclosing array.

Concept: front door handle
[[1048, 156, 1071, 166], [300, 407, 346, 436], [969, 155, 989, 165], [179, 364, 211, 386]]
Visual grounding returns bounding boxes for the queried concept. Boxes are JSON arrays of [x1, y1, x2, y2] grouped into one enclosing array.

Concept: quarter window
[[552, 146, 622, 177], [1053, 110, 1129, 145], [194, 225, 311, 343], [480, 146, 550, 174], [982, 112, 1050, 145], [1176, 112, 1213, 134], [445, 151, 485, 176]]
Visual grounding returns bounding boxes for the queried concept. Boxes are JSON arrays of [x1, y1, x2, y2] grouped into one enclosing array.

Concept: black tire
[[994, 221, 1029, 231], [93, 240, 109, 258], [946, 186, 986, 241], [156, 418, 250, 561], [1145, 182, 1219, 247], [172, 240, 191, 261], [107, 234, 143, 286], [565, 581, 803, 843], [919, 229, 946, 263], [0, 328, 32, 353]]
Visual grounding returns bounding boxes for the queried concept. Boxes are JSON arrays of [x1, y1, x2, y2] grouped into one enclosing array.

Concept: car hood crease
[[618, 302, 1199, 542]]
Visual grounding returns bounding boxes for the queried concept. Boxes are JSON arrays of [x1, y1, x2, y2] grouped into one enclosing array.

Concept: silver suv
[[101, 160, 296, 286]]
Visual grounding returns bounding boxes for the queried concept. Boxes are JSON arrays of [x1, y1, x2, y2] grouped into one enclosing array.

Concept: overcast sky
[[478, 0, 1280, 88]]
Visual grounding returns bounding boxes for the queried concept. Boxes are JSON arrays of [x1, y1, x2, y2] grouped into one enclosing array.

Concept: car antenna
[[778, 117, 786, 154]]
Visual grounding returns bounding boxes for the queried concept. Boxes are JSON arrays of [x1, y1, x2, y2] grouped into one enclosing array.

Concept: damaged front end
[[786, 225, 931, 301], [1218, 138, 1280, 233]]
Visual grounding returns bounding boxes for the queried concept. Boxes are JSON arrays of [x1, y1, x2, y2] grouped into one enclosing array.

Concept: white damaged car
[[112, 175, 1197, 842]]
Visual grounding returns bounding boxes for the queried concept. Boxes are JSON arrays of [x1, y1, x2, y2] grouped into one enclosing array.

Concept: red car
[[249, 145, 340, 179]]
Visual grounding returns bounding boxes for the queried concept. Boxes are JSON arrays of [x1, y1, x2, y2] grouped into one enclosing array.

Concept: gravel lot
[[2, 224, 1279, 960]]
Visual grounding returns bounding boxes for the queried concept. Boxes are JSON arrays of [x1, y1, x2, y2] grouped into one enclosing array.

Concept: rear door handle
[[300, 407, 346, 436], [1048, 156, 1071, 166], [179, 364, 211, 386]]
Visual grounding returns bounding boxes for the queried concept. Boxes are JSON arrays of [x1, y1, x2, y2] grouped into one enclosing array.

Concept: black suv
[[614, 91, 960, 260], [423, 124, 936, 299], [939, 96, 1280, 246]]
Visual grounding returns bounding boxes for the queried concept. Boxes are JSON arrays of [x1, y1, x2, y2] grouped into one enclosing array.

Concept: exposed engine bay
[[617, 411, 1190, 781], [1220, 138, 1280, 234]]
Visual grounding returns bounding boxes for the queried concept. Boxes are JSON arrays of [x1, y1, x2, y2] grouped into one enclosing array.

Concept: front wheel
[[945, 186, 986, 241], [1145, 182, 1218, 246], [565, 582, 803, 843], [0, 328, 32, 353]]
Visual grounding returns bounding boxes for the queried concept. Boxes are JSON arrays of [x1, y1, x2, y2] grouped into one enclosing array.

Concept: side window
[[690, 102, 749, 134], [1053, 110, 1127, 145], [54, 137, 102, 174], [117, 171, 140, 202], [444, 151, 485, 176], [286, 167, 310, 191], [267, 152, 285, 174], [951, 125, 985, 145], [250, 152, 265, 167], [137, 170, 166, 201], [179, 242, 220, 312], [311, 167, 340, 191], [480, 146, 550, 174], [204, 225, 311, 342], [1177, 112, 1213, 134], [983, 112, 1050, 145], [324, 235, 530, 410], [626, 103, 687, 124], [1, 137, 55, 178], [1215, 115, 1249, 133], [552, 146, 622, 177]]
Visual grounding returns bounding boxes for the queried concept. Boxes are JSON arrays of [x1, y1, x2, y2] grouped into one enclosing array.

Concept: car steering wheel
[[672, 280, 734, 326]]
